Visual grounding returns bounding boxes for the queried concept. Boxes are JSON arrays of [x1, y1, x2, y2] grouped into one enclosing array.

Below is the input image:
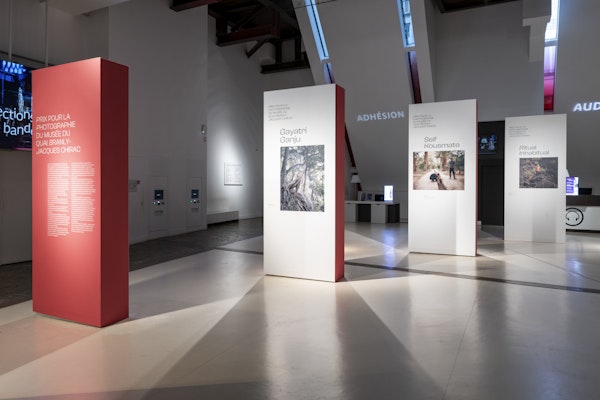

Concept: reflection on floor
[[1, 222, 600, 399], [0, 218, 264, 308]]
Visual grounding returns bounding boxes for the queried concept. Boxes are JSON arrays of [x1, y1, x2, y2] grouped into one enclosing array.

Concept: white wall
[[5, 0, 597, 264], [1, 0, 100, 65], [553, 0, 600, 193], [206, 16, 314, 220], [296, 0, 543, 221], [0, 0, 313, 263], [0, 0, 95, 264], [304, 0, 413, 218], [0, 150, 31, 264], [434, 1, 543, 121], [107, 0, 208, 242]]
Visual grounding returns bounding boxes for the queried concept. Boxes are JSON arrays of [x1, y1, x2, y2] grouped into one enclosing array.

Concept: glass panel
[[398, 0, 415, 47], [545, 0, 560, 42], [544, 46, 557, 111]]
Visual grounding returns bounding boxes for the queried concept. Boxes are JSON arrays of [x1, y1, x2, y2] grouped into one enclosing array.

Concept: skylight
[[305, 0, 329, 62], [398, 0, 415, 48], [545, 0, 560, 42], [543, 0, 560, 111]]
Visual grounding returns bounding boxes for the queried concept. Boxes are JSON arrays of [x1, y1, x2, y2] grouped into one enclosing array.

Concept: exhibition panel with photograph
[[263, 84, 345, 282], [504, 114, 567, 243], [408, 99, 478, 256], [32, 58, 129, 327]]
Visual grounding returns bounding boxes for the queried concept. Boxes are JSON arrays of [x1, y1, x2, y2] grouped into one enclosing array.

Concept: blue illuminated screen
[[0, 60, 33, 150]]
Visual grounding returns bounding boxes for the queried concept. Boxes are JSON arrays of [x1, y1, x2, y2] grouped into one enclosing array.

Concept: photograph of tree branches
[[280, 145, 325, 212]]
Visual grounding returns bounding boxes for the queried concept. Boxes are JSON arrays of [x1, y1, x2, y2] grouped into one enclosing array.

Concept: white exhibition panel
[[505, 114, 567, 243], [263, 84, 344, 282], [408, 99, 478, 256]]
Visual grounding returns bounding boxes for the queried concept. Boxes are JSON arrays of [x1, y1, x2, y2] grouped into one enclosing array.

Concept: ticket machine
[[153, 189, 165, 206], [149, 178, 168, 233], [187, 177, 203, 228], [190, 189, 199, 205]]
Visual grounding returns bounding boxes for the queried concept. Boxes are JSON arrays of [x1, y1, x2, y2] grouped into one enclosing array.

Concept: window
[[544, 0, 560, 111]]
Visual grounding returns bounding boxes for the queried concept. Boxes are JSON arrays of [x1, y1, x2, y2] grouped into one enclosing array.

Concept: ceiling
[[47, 0, 520, 72], [168, 0, 520, 72], [171, 0, 308, 73], [47, 0, 130, 15], [435, 0, 518, 13], [46, 0, 520, 18]]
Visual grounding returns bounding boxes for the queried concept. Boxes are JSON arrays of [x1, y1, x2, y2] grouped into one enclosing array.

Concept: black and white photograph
[[280, 145, 325, 212]]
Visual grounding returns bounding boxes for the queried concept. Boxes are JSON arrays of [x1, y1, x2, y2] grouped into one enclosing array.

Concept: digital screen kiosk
[[32, 58, 129, 327], [264, 84, 345, 282]]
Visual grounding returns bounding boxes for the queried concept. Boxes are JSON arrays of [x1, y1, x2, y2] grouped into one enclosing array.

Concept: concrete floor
[[1, 221, 600, 399]]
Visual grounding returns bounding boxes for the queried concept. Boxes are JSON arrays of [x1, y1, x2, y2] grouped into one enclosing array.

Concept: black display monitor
[[0, 60, 33, 150], [477, 120, 504, 158]]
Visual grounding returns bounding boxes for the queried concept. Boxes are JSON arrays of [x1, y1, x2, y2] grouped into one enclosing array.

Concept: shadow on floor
[[0, 218, 264, 309]]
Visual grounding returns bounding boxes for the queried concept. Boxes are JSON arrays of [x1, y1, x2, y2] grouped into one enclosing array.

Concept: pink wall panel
[[32, 58, 128, 327]]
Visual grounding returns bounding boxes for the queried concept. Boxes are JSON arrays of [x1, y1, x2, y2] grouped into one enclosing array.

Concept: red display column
[[32, 58, 128, 327]]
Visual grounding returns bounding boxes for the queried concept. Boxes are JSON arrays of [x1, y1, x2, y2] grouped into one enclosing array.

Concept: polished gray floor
[[0, 218, 264, 308], [1, 223, 599, 399]]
